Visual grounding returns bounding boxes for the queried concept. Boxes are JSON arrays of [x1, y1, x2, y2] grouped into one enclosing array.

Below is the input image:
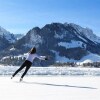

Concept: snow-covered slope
[[51, 50, 100, 64], [58, 40, 86, 49], [78, 53, 100, 64], [67, 23, 100, 44], [24, 28, 43, 48], [14, 34, 24, 40], [0, 26, 16, 43]]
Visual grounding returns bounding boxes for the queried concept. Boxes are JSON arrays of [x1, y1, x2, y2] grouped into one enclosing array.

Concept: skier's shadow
[[22, 81, 97, 89]]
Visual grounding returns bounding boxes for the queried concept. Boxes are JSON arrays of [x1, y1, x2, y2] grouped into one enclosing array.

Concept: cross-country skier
[[11, 47, 48, 81]]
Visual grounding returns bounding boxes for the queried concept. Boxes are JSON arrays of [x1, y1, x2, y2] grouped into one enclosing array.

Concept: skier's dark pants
[[12, 60, 32, 78]]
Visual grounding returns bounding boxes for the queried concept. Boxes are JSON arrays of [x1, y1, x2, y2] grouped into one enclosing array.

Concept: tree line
[[0, 56, 100, 67]]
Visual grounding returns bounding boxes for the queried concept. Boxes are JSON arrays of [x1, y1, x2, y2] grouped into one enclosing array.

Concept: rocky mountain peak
[[0, 26, 16, 43], [1, 22, 100, 66]]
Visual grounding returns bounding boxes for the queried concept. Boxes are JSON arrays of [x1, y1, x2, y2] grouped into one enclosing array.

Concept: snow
[[51, 49, 100, 64], [0, 65, 100, 100], [77, 35, 88, 42], [0, 26, 16, 43], [0, 54, 25, 61], [0, 65, 100, 76], [58, 40, 86, 49], [51, 50, 75, 63], [0, 76, 99, 100], [10, 47, 16, 51], [14, 34, 24, 40], [23, 30, 42, 48], [1, 56, 10, 60], [82, 27, 100, 44], [68, 23, 100, 43], [30, 30, 43, 47], [79, 53, 100, 64], [54, 31, 66, 39]]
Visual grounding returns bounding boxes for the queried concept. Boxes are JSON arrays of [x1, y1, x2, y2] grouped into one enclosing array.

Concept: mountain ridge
[[0, 22, 100, 66]]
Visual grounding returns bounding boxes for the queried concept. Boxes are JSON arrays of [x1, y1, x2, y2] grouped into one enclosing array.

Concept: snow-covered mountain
[[0, 26, 16, 43], [14, 34, 24, 40], [66, 23, 100, 44], [1, 22, 100, 66], [0, 26, 16, 52]]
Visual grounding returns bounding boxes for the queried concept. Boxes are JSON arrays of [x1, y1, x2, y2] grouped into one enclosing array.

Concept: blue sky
[[0, 0, 100, 36]]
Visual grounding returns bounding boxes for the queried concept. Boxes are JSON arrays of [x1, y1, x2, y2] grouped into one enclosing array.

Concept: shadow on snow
[[21, 81, 97, 89]]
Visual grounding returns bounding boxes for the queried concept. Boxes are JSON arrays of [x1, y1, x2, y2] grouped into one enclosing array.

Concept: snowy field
[[0, 65, 100, 76], [0, 76, 100, 100], [0, 66, 100, 100]]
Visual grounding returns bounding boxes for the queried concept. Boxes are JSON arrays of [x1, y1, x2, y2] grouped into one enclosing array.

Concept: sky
[[0, 0, 100, 36]]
